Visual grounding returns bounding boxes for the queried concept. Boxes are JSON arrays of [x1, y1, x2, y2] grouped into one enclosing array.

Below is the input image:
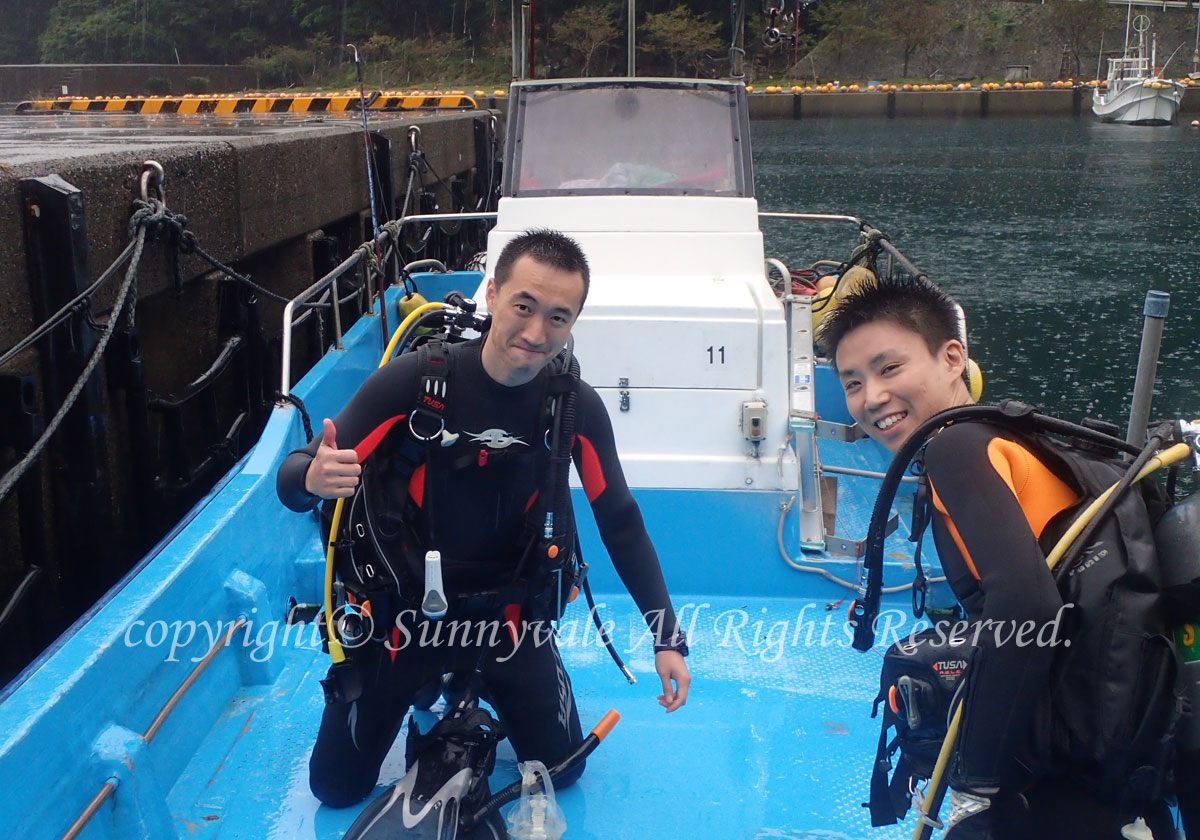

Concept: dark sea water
[[752, 117, 1200, 431]]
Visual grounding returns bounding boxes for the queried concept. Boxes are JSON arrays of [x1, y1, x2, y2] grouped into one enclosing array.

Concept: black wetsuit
[[925, 422, 1173, 838], [277, 338, 677, 807]]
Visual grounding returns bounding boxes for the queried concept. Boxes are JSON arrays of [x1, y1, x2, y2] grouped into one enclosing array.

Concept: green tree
[[639, 6, 722, 77], [39, 0, 303, 64], [552, 4, 620, 76], [360, 34, 400, 63], [246, 45, 319, 88], [1044, 0, 1114, 79], [810, 0, 887, 75], [0, 0, 53, 63], [881, 0, 950, 77]]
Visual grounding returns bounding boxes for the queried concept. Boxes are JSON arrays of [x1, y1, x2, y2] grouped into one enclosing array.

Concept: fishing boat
[[7, 76, 1183, 840], [1092, 13, 1184, 126]]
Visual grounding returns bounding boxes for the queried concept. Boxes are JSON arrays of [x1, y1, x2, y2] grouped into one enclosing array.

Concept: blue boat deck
[[163, 592, 890, 840], [0, 280, 941, 840]]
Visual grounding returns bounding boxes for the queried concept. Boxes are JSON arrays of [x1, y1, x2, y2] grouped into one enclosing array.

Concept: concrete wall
[[744, 86, 1200, 119], [0, 111, 492, 354], [795, 91, 887, 119], [0, 64, 258, 101], [1183, 87, 1200, 114], [985, 88, 1075, 117], [0, 109, 500, 680]]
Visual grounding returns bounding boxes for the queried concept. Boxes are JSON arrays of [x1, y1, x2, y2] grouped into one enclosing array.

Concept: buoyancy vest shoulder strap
[[409, 340, 453, 442], [927, 430, 1079, 582]]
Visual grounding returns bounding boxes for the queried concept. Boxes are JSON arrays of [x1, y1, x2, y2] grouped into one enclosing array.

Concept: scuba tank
[[1157, 486, 1200, 753], [1152, 429, 1200, 836]]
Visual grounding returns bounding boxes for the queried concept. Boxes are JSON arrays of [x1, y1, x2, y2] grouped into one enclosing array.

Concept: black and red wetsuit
[[925, 421, 1173, 838], [277, 338, 677, 807]]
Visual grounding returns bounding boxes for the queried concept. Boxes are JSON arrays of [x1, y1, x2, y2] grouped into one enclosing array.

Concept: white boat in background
[[1093, 13, 1184, 125]]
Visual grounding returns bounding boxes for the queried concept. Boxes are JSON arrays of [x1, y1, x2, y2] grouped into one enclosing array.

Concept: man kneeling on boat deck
[[276, 229, 690, 808], [818, 276, 1183, 840]]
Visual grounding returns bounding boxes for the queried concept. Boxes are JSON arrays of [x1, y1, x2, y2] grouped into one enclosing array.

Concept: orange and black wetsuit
[[276, 337, 677, 807], [926, 421, 1181, 838], [925, 421, 1076, 792]]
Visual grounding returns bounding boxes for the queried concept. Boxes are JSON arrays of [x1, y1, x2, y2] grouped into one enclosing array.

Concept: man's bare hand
[[304, 418, 361, 498], [655, 651, 691, 713]]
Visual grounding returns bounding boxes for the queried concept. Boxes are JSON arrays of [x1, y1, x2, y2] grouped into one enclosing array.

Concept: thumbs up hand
[[304, 418, 362, 498]]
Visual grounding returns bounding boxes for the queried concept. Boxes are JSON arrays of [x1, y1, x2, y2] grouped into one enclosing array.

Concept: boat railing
[[758, 211, 927, 281], [279, 211, 497, 397], [1107, 56, 1151, 84], [281, 209, 926, 398]]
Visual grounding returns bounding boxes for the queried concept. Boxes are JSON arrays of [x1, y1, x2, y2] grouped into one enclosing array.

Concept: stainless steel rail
[[279, 211, 497, 397], [758, 212, 926, 280], [759, 211, 863, 225], [821, 463, 920, 484]]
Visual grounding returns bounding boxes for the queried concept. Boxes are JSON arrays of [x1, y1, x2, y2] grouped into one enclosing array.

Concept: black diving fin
[[341, 702, 508, 840]]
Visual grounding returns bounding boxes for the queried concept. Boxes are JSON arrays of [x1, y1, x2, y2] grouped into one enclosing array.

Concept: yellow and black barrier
[[15, 92, 477, 115], [370, 93, 477, 110]]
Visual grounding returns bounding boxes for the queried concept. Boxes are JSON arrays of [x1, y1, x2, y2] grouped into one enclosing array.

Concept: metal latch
[[618, 378, 630, 412], [824, 513, 899, 557], [816, 419, 869, 443]]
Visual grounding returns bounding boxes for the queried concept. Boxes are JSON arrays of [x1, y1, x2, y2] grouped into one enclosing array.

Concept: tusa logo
[[420, 394, 446, 413], [933, 659, 968, 677]]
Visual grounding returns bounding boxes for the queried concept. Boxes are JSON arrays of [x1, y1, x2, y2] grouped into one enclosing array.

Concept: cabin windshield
[[506, 82, 750, 198]]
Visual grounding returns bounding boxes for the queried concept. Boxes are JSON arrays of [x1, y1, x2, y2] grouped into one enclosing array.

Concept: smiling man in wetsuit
[[818, 277, 1173, 840], [277, 228, 690, 809]]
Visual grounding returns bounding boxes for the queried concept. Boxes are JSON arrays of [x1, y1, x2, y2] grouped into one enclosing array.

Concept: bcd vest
[[321, 339, 583, 634], [868, 422, 1179, 826]]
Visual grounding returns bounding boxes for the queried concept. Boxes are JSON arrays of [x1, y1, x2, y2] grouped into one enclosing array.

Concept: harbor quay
[[0, 107, 498, 682]]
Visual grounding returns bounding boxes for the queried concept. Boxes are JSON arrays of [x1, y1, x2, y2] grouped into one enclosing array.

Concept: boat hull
[[1092, 82, 1182, 125]]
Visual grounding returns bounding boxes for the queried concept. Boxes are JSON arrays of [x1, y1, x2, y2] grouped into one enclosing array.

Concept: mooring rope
[[0, 239, 138, 370], [0, 211, 152, 507]]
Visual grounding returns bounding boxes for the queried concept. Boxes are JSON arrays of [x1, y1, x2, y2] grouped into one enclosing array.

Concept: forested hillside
[[3, 1, 1197, 87]]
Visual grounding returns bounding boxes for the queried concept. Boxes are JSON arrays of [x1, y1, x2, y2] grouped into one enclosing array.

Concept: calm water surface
[[752, 117, 1200, 429]]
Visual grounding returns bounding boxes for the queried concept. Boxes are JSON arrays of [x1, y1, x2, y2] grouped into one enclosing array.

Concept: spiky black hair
[[494, 228, 590, 307], [817, 275, 962, 367]]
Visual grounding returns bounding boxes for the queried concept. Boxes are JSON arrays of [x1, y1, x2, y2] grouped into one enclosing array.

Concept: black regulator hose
[[851, 405, 1004, 651], [850, 400, 1148, 652], [553, 352, 581, 524], [583, 575, 635, 684]]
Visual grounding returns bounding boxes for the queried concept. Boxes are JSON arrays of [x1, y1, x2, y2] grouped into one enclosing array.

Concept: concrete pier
[[744, 86, 1199, 119], [0, 107, 498, 684], [0, 111, 492, 351]]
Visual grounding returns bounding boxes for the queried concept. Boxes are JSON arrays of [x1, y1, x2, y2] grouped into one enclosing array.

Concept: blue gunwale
[[0, 276, 941, 840]]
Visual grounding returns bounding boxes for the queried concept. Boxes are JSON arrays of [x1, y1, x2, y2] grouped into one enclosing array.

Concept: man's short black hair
[[817, 275, 962, 367], [493, 228, 590, 308]]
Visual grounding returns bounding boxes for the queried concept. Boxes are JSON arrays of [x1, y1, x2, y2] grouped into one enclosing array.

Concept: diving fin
[[341, 705, 508, 840], [341, 762, 507, 839]]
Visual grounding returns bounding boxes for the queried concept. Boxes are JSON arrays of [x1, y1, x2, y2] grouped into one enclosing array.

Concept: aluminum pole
[[628, 0, 636, 77], [511, 1, 521, 80], [1126, 290, 1170, 447]]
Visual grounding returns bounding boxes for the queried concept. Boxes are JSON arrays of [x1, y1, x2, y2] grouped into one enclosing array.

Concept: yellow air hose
[[323, 300, 445, 663], [912, 441, 1193, 839]]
